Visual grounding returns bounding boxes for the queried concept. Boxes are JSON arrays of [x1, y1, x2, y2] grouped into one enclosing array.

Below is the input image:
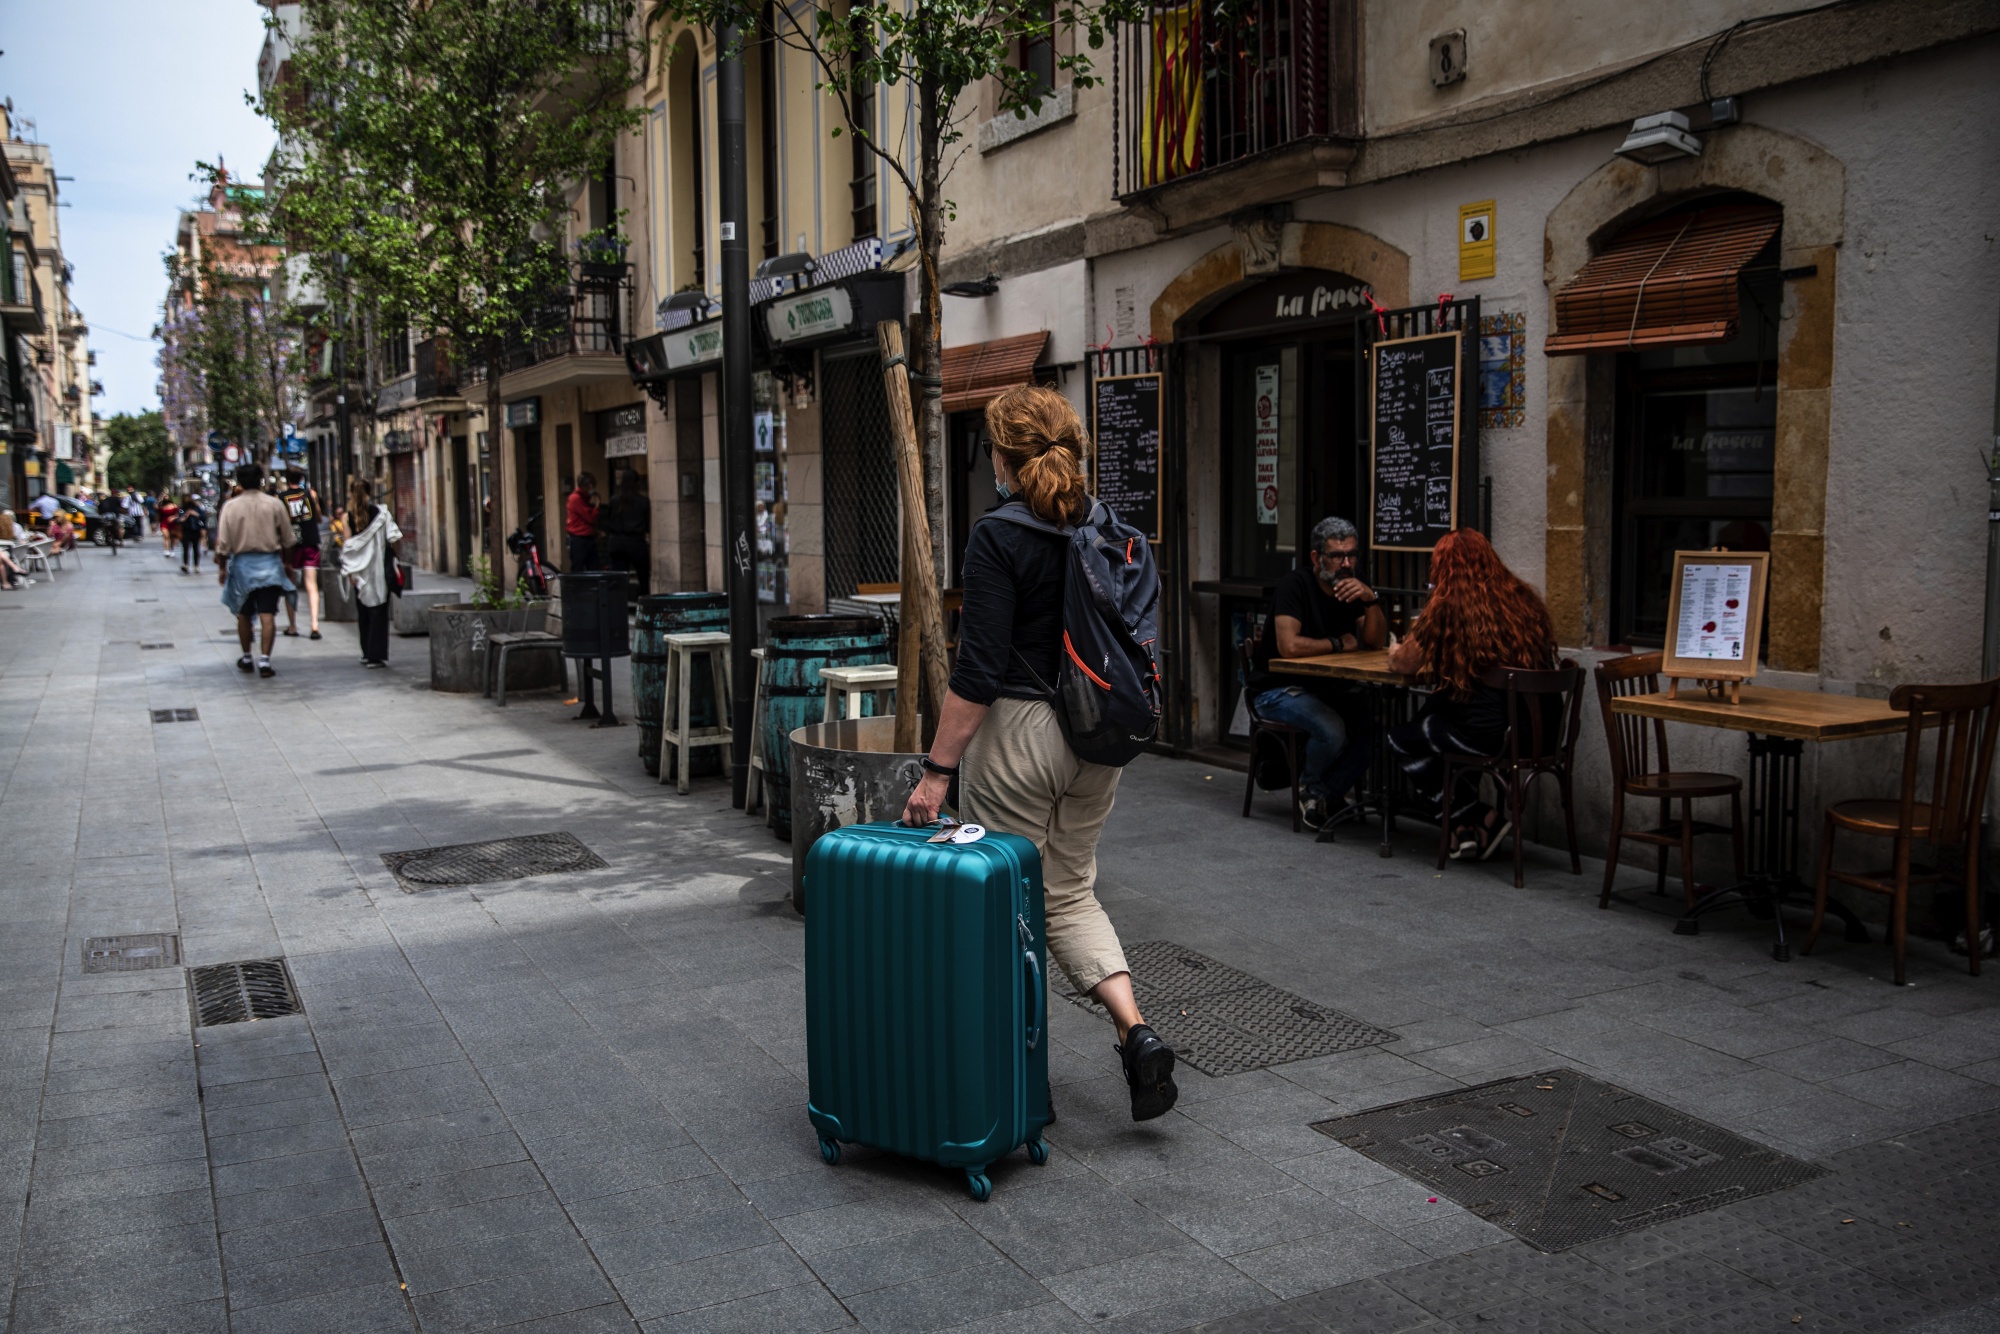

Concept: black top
[[1249, 566, 1373, 696], [281, 485, 320, 549], [949, 515, 1065, 706]]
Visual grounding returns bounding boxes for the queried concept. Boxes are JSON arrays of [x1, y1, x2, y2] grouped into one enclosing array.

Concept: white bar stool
[[660, 630, 733, 794], [821, 662, 901, 722]]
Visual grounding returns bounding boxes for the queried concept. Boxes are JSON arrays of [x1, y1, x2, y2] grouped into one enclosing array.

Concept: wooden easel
[[1661, 549, 1769, 704]]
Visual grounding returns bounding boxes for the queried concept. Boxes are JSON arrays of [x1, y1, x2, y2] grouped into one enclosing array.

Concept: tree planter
[[319, 546, 357, 623], [393, 590, 459, 636], [427, 602, 554, 693], [789, 715, 925, 915]]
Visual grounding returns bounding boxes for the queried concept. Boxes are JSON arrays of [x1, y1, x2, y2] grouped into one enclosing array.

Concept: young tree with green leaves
[[649, 0, 1144, 583], [258, 0, 650, 577], [103, 411, 175, 493], [162, 240, 295, 470]]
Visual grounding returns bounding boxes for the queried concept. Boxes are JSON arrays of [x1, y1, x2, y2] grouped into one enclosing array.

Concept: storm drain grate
[[139, 642, 174, 650], [1311, 1069, 1827, 1251], [380, 831, 607, 892], [188, 959, 302, 1027], [83, 933, 182, 973], [1059, 941, 1396, 1076], [151, 708, 200, 723], [135, 598, 158, 603]]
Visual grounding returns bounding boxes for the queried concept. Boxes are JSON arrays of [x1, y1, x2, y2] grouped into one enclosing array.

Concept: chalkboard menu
[[1369, 330, 1462, 551], [1092, 373, 1162, 541]]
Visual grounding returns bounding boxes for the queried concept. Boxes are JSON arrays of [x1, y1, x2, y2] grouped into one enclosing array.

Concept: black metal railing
[[493, 263, 635, 376], [415, 337, 458, 400], [1112, 0, 1329, 197]]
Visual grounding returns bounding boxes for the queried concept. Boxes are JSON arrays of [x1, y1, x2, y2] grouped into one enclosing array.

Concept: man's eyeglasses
[[1317, 549, 1360, 566]]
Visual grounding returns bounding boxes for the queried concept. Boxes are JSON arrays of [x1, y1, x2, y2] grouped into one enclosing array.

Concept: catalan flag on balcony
[[1142, 4, 1202, 187]]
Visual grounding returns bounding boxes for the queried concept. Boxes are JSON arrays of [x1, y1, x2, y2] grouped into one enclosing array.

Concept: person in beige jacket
[[214, 462, 296, 678]]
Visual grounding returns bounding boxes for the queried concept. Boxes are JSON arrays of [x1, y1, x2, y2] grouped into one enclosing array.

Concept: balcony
[[484, 263, 635, 391], [1112, 0, 1357, 233], [414, 337, 461, 403], [2, 245, 45, 334]]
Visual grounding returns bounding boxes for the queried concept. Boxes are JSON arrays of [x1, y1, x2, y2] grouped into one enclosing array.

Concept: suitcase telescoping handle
[[1017, 915, 1045, 1051]]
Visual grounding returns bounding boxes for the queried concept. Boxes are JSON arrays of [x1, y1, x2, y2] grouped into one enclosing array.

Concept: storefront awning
[[1545, 203, 1781, 356], [940, 332, 1049, 415]]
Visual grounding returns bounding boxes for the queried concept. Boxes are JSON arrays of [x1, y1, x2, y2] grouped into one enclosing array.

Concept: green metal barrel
[[633, 592, 730, 778], [763, 614, 891, 839]]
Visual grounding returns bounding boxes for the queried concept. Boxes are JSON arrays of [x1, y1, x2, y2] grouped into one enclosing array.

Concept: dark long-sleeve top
[[948, 516, 1065, 706]]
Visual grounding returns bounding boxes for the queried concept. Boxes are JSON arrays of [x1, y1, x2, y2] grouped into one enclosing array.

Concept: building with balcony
[[918, 0, 1998, 853], [3, 104, 96, 502]]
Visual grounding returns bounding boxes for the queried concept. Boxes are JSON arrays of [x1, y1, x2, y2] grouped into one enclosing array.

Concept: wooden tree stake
[[877, 320, 951, 756]]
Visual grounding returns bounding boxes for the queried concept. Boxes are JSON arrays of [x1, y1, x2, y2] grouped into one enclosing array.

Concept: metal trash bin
[[558, 571, 632, 725], [762, 614, 891, 840]]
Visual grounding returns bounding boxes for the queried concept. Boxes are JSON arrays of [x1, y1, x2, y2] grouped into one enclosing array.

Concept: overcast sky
[[4, 1, 276, 421]]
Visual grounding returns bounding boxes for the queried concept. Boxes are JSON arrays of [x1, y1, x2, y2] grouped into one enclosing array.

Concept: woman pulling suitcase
[[901, 384, 1179, 1122]]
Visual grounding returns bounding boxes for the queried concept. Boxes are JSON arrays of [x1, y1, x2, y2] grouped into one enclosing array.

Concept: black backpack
[[984, 497, 1164, 767]]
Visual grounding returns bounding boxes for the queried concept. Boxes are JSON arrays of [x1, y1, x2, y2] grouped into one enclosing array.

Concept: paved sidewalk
[[2, 549, 1997, 1333]]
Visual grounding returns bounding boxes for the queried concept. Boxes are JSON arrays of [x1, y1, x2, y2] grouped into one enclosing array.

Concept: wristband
[[920, 755, 958, 777]]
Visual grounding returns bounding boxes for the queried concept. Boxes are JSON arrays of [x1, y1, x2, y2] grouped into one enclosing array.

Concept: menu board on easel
[[1369, 330, 1461, 552], [1661, 550, 1770, 702], [1092, 373, 1162, 542]]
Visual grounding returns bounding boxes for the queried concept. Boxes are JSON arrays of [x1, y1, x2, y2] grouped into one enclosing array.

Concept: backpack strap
[[979, 499, 1069, 537]]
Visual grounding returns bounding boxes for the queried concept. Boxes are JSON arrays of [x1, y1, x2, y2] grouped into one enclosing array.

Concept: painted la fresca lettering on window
[[1272, 284, 1372, 321]]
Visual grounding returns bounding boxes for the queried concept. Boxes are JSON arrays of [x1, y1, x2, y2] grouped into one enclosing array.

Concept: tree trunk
[[486, 347, 507, 597], [917, 77, 948, 594], [877, 320, 951, 755]]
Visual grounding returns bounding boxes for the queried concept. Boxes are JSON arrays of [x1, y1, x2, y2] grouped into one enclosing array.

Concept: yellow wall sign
[[1458, 200, 1496, 281]]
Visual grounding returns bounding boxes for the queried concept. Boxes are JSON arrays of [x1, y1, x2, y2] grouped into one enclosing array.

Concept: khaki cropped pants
[[960, 696, 1129, 993]]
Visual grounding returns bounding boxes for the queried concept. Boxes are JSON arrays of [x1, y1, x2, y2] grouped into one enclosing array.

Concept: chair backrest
[[1594, 651, 1670, 786], [1237, 633, 1271, 725], [1482, 660, 1586, 771], [1887, 676, 2000, 850]]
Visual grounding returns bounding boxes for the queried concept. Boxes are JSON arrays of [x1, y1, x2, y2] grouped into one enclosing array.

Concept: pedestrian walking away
[[214, 463, 296, 678], [278, 466, 325, 639], [901, 383, 1180, 1123], [339, 478, 401, 668], [175, 496, 206, 572], [158, 495, 180, 558], [565, 471, 600, 572]]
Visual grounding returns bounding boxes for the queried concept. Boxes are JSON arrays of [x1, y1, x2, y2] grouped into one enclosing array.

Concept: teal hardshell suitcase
[[804, 821, 1052, 1201]]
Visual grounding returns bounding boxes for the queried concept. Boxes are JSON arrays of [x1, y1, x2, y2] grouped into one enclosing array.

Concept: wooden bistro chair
[[1437, 661, 1586, 889], [1804, 676, 2000, 986], [1238, 637, 1307, 833], [1594, 652, 1746, 911]]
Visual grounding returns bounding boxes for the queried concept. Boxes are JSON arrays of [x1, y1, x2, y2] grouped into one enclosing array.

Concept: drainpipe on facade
[[1985, 300, 2000, 680], [717, 21, 758, 810]]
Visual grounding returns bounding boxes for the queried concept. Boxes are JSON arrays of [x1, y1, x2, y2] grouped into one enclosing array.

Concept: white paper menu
[[1674, 562, 1754, 663]]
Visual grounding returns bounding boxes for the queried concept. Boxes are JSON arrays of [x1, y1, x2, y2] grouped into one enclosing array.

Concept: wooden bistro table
[[1264, 649, 1415, 857], [1607, 684, 1913, 960]]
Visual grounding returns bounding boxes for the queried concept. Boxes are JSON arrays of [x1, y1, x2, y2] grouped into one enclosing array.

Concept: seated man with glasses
[[1247, 516, 1388, 829]]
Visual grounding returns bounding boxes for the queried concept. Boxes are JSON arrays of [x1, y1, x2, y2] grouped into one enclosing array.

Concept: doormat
[[1058, 941, 1396, 1076], [84, 934, 182, 973], [1310, 1069, 1825, 1251], [380, 831, 607, 892]]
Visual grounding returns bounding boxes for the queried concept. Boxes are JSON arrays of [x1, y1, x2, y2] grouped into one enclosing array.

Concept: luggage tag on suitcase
[[924, 818, 987, 845]]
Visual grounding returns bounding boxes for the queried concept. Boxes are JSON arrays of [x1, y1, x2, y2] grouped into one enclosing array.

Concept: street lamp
[[1615, 110, 1702, 165]]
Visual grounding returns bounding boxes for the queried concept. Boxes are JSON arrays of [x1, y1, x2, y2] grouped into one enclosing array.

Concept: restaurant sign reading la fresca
[[1200, 269, 1375, 338]]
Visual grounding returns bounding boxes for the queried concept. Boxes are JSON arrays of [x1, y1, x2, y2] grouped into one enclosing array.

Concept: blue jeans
[[1254, 687, 1369, 801]]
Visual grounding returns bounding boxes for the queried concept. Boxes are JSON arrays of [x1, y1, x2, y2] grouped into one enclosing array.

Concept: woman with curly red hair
[[1386, 529, 1560, 857]]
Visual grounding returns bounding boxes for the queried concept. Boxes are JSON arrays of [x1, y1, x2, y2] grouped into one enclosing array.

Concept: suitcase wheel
[[818, 1138, 841, 1166], [1027, 1140, 1049, 1167], [964, 1170, 992, 1202]]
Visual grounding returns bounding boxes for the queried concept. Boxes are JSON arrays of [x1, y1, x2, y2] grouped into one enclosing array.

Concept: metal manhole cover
[[140, 642, 174, 650], [188, 959, 302, 1027], [380, 832, 607, 892], [1310, 1069, 1826, 1252], [1059, 941, 1396, 1076], [84, 933, 182, 973], [151, 708, 199, 723]]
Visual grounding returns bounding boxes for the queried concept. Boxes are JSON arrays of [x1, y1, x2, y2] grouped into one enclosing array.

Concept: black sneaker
[[236, 654, 255, 672], [1299, 796, 1329, 832], [1117, 1024, 1178, 1121]]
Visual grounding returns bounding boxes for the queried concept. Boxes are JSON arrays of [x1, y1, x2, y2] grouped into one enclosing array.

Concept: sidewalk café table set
[[1264, 648, 1994, 983]]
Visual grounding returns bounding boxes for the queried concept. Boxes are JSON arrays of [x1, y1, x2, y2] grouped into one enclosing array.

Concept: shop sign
[[53, 423, 73, 460], [1459, 200, 1496, 281], [664, 324, 724, 371], [766, 287, 854, 346], [384, 430, 416, 454], [1200, 269, 1372, 338], [23, 460, 38, 477], [598, 401, 647, 457], [1253, 364, 1280, 525], [504, 397, 541, 428]]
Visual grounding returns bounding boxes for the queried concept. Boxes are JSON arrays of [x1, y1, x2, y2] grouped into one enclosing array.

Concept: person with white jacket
[[338, 479, 402, 668]]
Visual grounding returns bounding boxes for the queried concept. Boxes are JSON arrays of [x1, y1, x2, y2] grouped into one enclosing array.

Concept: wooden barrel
[[763, 614, 890, 839], [633, 592, 730, 777]]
